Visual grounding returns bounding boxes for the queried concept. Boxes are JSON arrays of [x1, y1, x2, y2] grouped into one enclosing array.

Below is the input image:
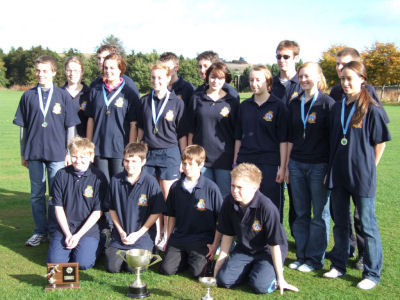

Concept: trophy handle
[[116, 250, 128, 264], [147, 254, 162, 268]]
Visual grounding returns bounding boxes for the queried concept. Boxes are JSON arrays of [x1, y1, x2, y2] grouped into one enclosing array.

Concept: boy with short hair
[[214, 163, 298, 295], [194, 51, 239, 100], [160, 145, 223, 277], [159, 52, 194, 107], [90, 44, 140, 98], [47, 137, 107, 269], [13, 55, 80, 246], [104, 143, 166, 273]]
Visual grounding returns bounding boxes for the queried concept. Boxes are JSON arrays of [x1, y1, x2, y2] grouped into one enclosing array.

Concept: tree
[[178, 56, 203, 88], [126, 51, 159, 93], [98, 35, 126, 57], [319, 45, 346, 87], [362, 42, 400, 86]]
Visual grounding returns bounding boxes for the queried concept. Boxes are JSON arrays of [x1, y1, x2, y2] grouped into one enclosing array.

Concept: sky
[[1, 0, 399, 64]]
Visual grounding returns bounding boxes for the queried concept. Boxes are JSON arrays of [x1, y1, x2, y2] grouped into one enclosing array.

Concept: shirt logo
[[138, 194, 148, 206], [290, 91, 299, 101], [115, 97, 124, 108], [165, 110, 174, 121], [196, 199, 206, 211], [220, 106, 230, 117], [80, 101, 87, 111], [263, 111, 274, 122], [352, 120, 363, 128], [177, 94, 183, 99], [308, 112, 317, 124], [83, 185, 93, 197], [52, 103, 62, 114], [252, 220, 262, 232]]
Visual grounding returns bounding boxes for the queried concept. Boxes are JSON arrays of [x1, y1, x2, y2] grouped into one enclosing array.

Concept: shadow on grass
[[9, 274, 44, 288]]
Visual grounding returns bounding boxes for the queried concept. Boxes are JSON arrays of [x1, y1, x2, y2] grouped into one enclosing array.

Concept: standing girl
[[234, 65, 288, 221], [188, 62, 239, 198], [285, 62, 334, 272], [323, 61, 391, 290], [137, 63, 186, 247]]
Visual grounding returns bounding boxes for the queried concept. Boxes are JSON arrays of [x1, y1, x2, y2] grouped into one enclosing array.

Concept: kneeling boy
[[47, 137, 107, 270], [160, 145, 223, 277], [214, 163, 298, 294], [105, 143, 166, 273]]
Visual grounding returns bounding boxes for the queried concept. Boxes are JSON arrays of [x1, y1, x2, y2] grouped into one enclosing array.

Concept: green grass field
[[0, 90, 399, 299]]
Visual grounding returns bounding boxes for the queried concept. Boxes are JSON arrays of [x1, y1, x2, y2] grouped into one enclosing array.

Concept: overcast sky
[[1, 0, 399, 64]]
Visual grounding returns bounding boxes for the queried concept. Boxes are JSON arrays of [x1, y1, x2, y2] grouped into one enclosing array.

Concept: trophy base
[[45, 283, 80, 291], [127, 285, 150, 298]]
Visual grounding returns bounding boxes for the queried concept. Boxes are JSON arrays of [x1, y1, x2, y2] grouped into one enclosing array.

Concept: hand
[[284, 168, 290, 184], [119, 231, 128, 243], [276, 167, 285, 184], [124, 231, 141, 245], [277, 278, 299, 295], [206, 243, 218, 260], [66, 234, 81, 249], [21, 156, 28, 168]]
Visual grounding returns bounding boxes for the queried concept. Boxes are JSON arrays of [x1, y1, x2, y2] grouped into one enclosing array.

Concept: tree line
[[0, 39, 398, 92]]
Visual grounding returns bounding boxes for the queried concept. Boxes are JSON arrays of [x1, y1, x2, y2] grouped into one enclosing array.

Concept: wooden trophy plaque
[[45, 262, 80, 290]]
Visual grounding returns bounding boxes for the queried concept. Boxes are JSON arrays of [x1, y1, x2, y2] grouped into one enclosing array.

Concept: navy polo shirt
[[137, 91, 186, 149], [270, 74, 302, 105], [188, 92, 239, 169], [217, 190, 287, 256], [105, 171, 166, 250], [166, 175, 223, 245], [235, 94, 288, 165], [329, 84, 389, 123], [195, 83, 240, 101], [171, 76, 195, 107], [90, 74, 140, 98], [62, 83, 90, 137], [327, 101, 391, 197], [48, 165, 108, 239], [13, 84, 80, 161], [288, 92, 335, 163], [86, 82, 139, 158]]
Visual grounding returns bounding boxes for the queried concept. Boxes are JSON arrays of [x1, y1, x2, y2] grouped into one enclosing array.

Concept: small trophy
[[45, 262, 80, 290], [199, 277, 217, 300], [117, 249, 162, 298]]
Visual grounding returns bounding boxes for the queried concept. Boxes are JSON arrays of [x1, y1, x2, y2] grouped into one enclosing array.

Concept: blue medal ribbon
[[340, 97, 356, 145], [300, 91, 318, 138], [151, 90, 170, 134], [102, 79, 125, 112]]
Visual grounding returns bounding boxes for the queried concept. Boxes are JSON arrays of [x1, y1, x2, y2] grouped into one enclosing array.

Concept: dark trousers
[[159, 241, 209, 277], [105, 246, 136, 273]]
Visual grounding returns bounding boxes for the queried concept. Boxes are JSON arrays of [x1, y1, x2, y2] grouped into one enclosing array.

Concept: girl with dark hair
[[323, 61, 391, 290]]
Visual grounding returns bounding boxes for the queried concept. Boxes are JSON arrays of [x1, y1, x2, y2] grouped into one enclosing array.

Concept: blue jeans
[[47, 235, 99, 270], [330, 186, 382, 283], [28, 160, 64, 235], [216, 247, 278, 294], [202, 167, 231, 199], [288, 160, 330, 268]]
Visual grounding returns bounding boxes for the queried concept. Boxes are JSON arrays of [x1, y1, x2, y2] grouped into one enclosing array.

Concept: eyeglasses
[[276, 55, 291, 60]]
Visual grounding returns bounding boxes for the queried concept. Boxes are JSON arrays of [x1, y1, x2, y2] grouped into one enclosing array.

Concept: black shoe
[[325, 251, 332, 260], [355, 256, 364, 270]]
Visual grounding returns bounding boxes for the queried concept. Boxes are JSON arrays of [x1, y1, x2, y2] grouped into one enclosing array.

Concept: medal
[[42, 121, 48, 128], [153, 127, 158, 134], [301, 92, 318, 140], [106, 108, 110, 115], [151, 90, 170, 135], [340, 98, 356, 147], [102, 80, 125, 115], [38, 85, 54, 129]]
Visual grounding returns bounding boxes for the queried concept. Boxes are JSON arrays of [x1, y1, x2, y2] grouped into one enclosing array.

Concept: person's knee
[[249, 278, 277, 294], [106, 262, 121, 273], [78, 261, 95, 270], [159, 262, 178, 276], [216, 269, 235, 288]]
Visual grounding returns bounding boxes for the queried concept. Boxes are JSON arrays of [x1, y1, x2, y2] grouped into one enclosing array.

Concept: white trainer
[[357, 279, 377, 290]]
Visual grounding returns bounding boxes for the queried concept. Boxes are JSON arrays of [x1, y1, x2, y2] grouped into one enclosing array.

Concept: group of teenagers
[[13, 40, 391, 294]]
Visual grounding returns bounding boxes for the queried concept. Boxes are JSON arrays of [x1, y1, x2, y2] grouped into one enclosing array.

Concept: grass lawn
[[0, 90, 399, 299]]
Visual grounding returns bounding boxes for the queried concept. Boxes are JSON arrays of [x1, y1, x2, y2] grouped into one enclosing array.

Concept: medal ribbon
[[37, 84, 54, 120], [301, 91, 318, 132], [341, 97, 356, 137], [151, 90, 170, 129], [102, 79, 125, 109]]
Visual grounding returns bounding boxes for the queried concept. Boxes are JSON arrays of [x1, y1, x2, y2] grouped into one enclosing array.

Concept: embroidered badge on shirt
[[80, 101, 87, 111], [52, 103, 62, 114], [352, 120, 363, 128], [252, 220, 262, 232], [83, 185, 93, 197], [196, 199, 206, 211], [290, 91, 299, 101], [308, 112, 317, 124], [220, 106, 230, 117], [138, 194, 148, 206], [165, 110, 174, 121], [177, 94, 183, 99], [263, 111, 274, 122], [114, 97, 124, 108]]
